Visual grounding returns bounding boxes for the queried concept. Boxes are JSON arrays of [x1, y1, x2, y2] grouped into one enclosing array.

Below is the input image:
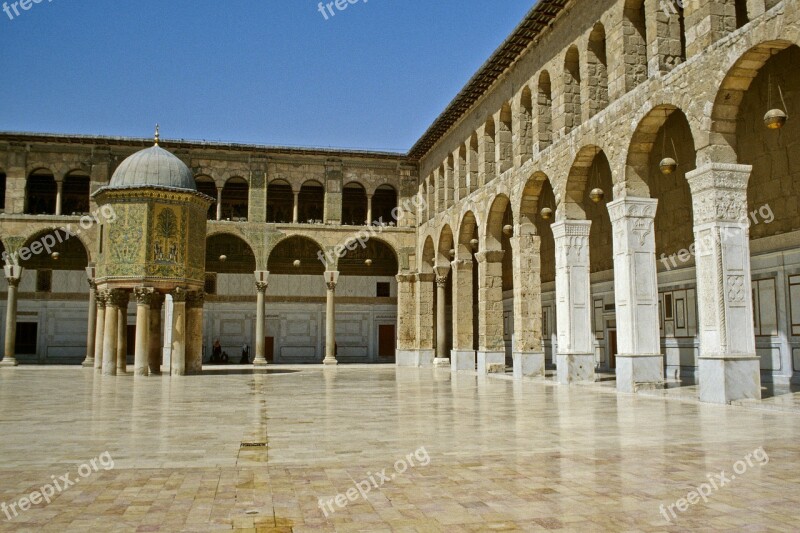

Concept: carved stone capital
[[186, 290, 205, 309], [415, 272, 435, 283], [435, 276, 448, 289], [170, 287, 188, 303], [396, 272, 417, 284], [107, 289, 129, 308], [255, 281, 269, 294], [134, 287, 155, 306], [475, 250, 505, 264], [686, 163, 752, 225], [5, 277, 21, 288], [326, 281, 337, 291]]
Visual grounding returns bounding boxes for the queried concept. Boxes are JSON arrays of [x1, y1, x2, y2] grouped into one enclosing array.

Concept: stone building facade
[[1, 0, 798, 403]]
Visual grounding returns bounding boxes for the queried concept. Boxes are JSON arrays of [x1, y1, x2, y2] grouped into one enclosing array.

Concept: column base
[[395, 350, 433, 367], [513, 351, 545, 379], [477, 351, 505, 374], [133, 368, 148, 377], [450, 350, 475, 372], [0, 357, 18, 367], [556, 353, 595, 384], [699, 355, 761, 404], [615, 354, 664, 393], [322, 356, 338, 365], [82, 357, 95, 368], [253, 357, 268, 366], [433, 357, 450, 367]]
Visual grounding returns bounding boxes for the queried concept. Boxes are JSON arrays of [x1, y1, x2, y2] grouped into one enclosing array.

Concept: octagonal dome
[[109, 145, 196, 191]]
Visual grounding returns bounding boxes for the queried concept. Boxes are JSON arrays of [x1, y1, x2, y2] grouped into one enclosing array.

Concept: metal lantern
[[219, 255, 227, 262], [365, 259, 373, 266], [540, 207, 553, 220], [659, 157, 678, 175], [51, 252, 60, 261], [503, 224, 513, 236], [449, 248, 455, 258], [469, 238, 479, 250], [589, 188, 605, 203], [293, 259, 301, 268], [764, 108, 788, 130]]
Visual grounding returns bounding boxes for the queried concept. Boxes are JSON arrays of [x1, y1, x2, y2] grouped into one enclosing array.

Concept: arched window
[[587, 24, 609, 117], [342, 182, 367, 225], [623, 0, 648, 90], [298, 180, 324, 223], [372, 185, 397, 225], [537, 71, 553, 149], [195, 176, 218, 220], [563, 46, 582, 134], [519, 86, 533, 163], [267, 180, 293, 223], [221, 177, 248, 220], [25, 170, 56, 215], [62, 172, 90, 215]]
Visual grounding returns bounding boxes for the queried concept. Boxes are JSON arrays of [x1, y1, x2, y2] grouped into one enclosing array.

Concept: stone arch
[[206, 232, 257, 274], [267, 179, 293, 223], [339, 236, 399, 277], [710, 40, 796, 163], [420, 235, 436, 274], [456, 210, 479, 260], [267, 235, 325, 275], [19, 226, 91, 270], [484, 194, 512, 252], [625, 104, 699, 197], [561, 145, 605, 220], [519, 85, 534, 163], [437, 224, 454, 266], [518, 171, 550, 235]]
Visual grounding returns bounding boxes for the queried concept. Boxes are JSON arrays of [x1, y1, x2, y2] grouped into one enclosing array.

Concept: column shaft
[[133, 288, 152, 377], [552, 220, 595, 384], [254, 282, 268, 365], [93, 292, 106, 371], [323, 277, 338, 365], [102, 290, 125, 375], [450, 259, 475, 371], [433, 265, 450, 367], [171, 289, 187, 376], [475, 250, 505, 373], [395, 273, 417, 366], [292, 192, 299, 223], [116, 292, 129, 374], [185, 291, 204, 375], [608, 197, 663, 392], [82, 283, 97, 367], [55, 180, 63, 216], [510, 234, 545, 378], [687, 163, 761, 403], [366, 194, 373, 224], [148, 294, 164, 375], [1, 278, 20, 366], [414, 272, 435, 367], [216, 188, 223, 220]]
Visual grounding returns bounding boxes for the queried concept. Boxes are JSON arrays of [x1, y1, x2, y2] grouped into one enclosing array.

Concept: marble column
[[366, 194, 373, 224], [133, 287, 153, 377], [216, 188, 223, 221], [510, 233, 545, 378], [254, 282, 268, 366], [395, 273, 418, 366], [413, 272, 435, 367], [552, 220, 595, 384], [93, 291, 107, 371], [450, 258, 475, 371], [323, 273, 338, 365], [170, 288, 187, 376], [475, 250, 505, 373], [433, 264, 450, 367], [608, 197, 663, 392], [102, 289, 125, 376], [148, 293, 164, 375], [55, 179, 64, 216], [687, 163, 761, 403], [1, 272, 22, 367], [116, 291, 129, 374], [185, 291, 204, 375], [82, 281, 98, 368], [292, 192, 300, 223]]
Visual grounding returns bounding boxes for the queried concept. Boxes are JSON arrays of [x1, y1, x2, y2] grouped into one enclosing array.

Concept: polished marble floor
[[0, 366, 798, 532]]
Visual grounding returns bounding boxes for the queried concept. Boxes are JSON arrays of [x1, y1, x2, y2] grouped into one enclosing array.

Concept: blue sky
[[0, 1, 533, 152]]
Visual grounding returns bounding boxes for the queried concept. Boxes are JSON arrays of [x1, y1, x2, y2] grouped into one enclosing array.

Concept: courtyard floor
[[0, 365, 798, 532]]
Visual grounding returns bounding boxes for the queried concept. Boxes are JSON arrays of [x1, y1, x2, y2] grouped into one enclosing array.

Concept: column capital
[[396, 271, 417, 284], [5, 277, 20, 288], [186, 290, 205, 309], [96, 290, 108, 308], [433, 264, 450, 279], [134, 287, 155, 306], [107, 288, 129, 308], [87, 279, 97, 291], [450, 258, 472, 270], [607, 197, 658, 223], [415, 272, 435, 283], [326, 281, 337, 291], [686, 163, 752, 225], [170, 287, 188, 303], [475, 250, 504, 264], [551, 219, 591, 238], [255, 281, 268, 294]]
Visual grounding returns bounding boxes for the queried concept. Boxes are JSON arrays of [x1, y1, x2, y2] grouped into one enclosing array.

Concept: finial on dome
[[154, 124, 160, 146]]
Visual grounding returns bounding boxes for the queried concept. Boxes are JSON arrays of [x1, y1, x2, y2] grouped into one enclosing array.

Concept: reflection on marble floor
[[0, 366, 799, 532]]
